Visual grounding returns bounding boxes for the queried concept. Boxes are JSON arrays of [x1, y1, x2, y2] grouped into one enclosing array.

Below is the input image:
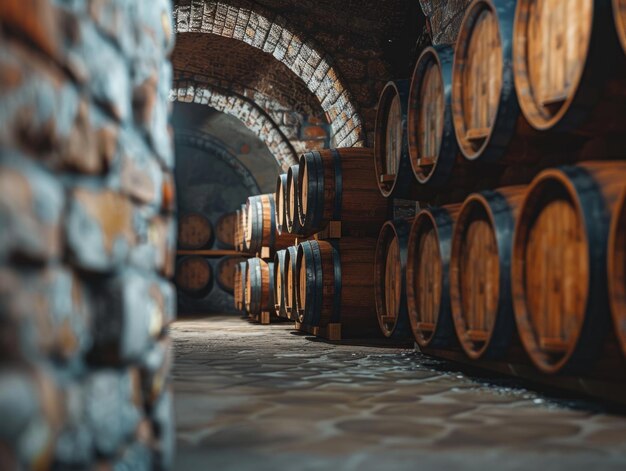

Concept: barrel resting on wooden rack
[[273, 249, 289, 319], [245, 193, 297, 255], [286, 164, 314, 236], [215, 212, 237, 249], [374, 219, 413, 339], [178, 213, 213, 250], [175, 256, 213, 297], [406, 205, 460, 349], [283, 245, 299, 321], [449, 186, 526, 360], [298, 148, 388, 237], [275, 173, 289, 235], [513, 0, 626, 138], [233, 260, 247, 311], [216, 256, 244, 294], [295, 238, 380, 338], [512, 161, 626, 374], [374, 80, 422, 200], [245, 258, 275, 316]]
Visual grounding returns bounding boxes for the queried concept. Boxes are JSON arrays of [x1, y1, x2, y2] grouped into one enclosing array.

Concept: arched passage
[[173, 0, 365, 147], [171, 80, 298, 170]]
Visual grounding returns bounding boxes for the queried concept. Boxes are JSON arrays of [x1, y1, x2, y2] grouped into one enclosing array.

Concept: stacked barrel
[[368, 0, 626, 381], [229, 190, 299, 324], [269, 148, 389, 339]]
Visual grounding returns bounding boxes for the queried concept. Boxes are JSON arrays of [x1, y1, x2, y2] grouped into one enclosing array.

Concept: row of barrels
[[178, 212, 236, 249], [376, 161, 626, 375], [230, 148, 388, 257], [374, 0, 626, 204], [175, 256, 242, 297]]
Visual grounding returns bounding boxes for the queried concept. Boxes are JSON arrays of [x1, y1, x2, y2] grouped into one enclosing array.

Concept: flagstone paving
[[172, 316, 626, 470]]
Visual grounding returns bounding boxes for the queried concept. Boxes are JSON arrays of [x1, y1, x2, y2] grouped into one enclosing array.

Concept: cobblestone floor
[[172, 316, 626, 470]]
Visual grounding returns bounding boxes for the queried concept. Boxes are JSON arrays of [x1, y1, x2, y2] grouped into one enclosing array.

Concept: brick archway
[[173, 0, 365, 148], [171, 79, 298, 170]]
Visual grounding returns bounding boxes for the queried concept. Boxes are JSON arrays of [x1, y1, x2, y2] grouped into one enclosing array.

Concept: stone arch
[[175, 128, 262, 194], [171, 79, 298, 170], [173, 0, 365, 148]]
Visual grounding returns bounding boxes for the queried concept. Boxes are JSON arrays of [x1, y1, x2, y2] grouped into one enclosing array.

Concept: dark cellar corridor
[[3, 0, 626, 470]]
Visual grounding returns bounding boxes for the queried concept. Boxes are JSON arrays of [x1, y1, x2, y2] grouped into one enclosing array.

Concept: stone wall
[[0, 0, 176, 469]]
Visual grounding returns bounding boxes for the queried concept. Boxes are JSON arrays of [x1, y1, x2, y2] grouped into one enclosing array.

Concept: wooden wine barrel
[[408, 45, 460, 191], [512, 161, 626, 373], [177, 213, 213, 249], [374, 80, 419, 199], [616, 0, 626, 54], [295, 238, 380, 338], [449, 186, 526, 360], [245, 258, 275, 316], [514, 0, 626, 134], [245, 194, 297, 255], [609, 187, 626, 357], [234, 204, 248, 252], [216, 256, 244, 293], [233, 209, 242, 252], [374, 219, 413, 339], [452, 0, 524, 163], [284, 245, 299, 319], [215, 212, 237, 248], [406, 205, 460, 348], [275, 173, 288, 235], [273, 249, 289, 318], [286, 164, 312, 236], [175, 256, 212, 295], [298, 148, 388, 237], [234, 260, 248, 311]]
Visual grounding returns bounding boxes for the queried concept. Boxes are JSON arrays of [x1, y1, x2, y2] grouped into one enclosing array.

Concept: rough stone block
[[0, 0, 59, 58], [87, 270, 173, 365], [0, 266, 92, 366], [0, 152, 64, 263], [129, 214, 176, 277], [119, 133, 164, 207], [63, 21, 131, 122], [83, 369, 142, 457], [66, 188, 136, 272], [140, 338, 172, 406], [0, 367, 63, 470]]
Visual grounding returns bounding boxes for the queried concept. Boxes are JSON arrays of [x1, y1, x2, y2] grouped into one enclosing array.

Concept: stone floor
[[172, 316, 626, 470]]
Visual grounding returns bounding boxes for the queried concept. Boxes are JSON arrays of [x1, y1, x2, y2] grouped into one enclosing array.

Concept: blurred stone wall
[[0, 0, 177, 469]]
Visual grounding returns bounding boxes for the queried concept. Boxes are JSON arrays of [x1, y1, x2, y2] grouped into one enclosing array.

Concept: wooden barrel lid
[[513, 0, 594, 130], [274, 249, 286, 313], [608, 187, 626, 357], [615, 0, 626, 54], [452, 0, 504, 160], [215, 212, 236, 248], [450, 194, 501, 358], [409, 47, 445, 183], [216, 256, 244, 293], [177, 213, 213, 249], [175, 256, 212, 294], [407, 206, 458, 348], [512, 170, 590, 373], [375, 222, 402, 337], [275, 174, 288, 235], [239, 203, 248, 252], [284, 245, 298, 315], [374, 81, 409, 197], [286, 164, 305, 235]]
